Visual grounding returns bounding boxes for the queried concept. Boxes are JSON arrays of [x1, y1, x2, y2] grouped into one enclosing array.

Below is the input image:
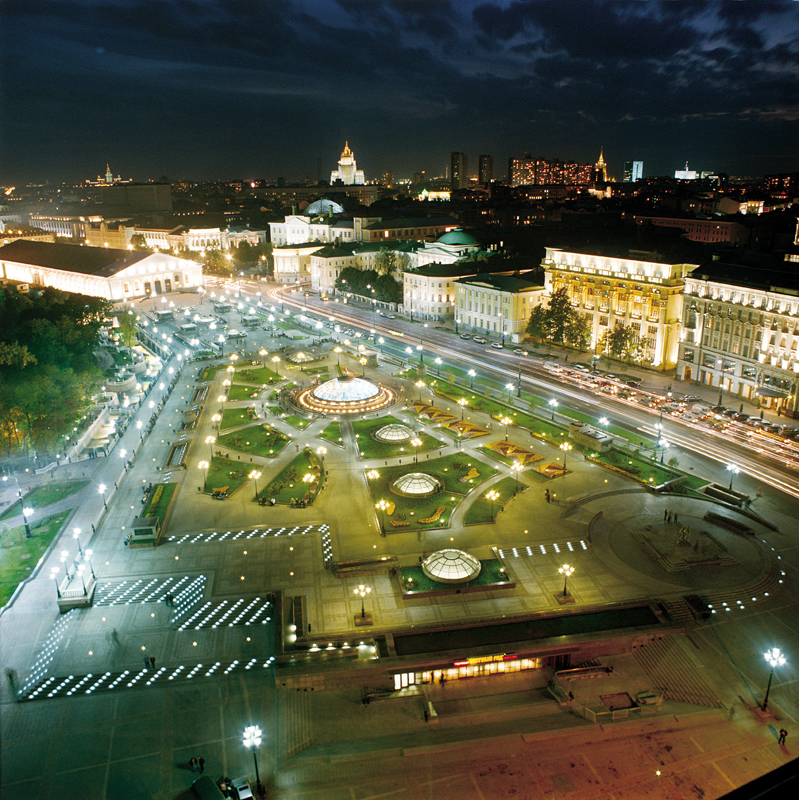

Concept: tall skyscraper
[[330, 142, 365, 185], [450, 152, 468, 190], [478, 154, 494, 184], [595, 147, 608, 182], [623, 161, 643, 182], [508, 154, 592, 187]]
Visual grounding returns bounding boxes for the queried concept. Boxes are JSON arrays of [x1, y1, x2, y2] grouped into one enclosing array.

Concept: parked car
[[460, 333, 471, 340], [473, 337, 487, 344], [230, 776, 254, 800], [573, 364, 589, 372], [513, 348, 527, 355], [490, 342, 504, 350]]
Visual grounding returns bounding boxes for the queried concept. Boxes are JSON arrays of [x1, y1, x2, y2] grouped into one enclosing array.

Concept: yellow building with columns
[[542, 246, 697, 370]]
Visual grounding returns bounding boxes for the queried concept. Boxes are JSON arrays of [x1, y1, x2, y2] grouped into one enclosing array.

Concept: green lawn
[[217, 424, 290, 457], [0, 509, 72, 607], [462, 476, 526, 524], [235, 366, 281, 384], [588, 448, 680, 487], [351, 417, 446, 460], [143, 483, 177, 524], [1, 480, 89, 521], [201, 456, 251, 496], [367, 453, 497, 532], [220, 406, 259, 430], [319, 421, 344, 447], [401, 559, 510, 594], [228, 383, 264, 401], [261, 450, 324, 505]]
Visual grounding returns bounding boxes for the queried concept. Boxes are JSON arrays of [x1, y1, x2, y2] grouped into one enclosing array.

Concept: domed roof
[[374, 423, 413, 443], [391, 472, 442, 497], [306, 198, 344, 215], [422, 549, 481, 584], [311, 376, 379, 403], [436, 228, 478, 246]]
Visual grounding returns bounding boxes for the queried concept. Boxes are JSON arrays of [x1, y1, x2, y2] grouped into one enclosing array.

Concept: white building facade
[[0, 241, 202, 301], [677, 261, 799, 414]]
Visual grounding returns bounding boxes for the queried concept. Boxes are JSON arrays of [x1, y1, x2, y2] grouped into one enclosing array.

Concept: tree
[[115, 310, 138, 356], [129, 233, 147, 250], [565, 313, 592, 351], [604, 325, 637, 360], [375, 249, 398, 277], [548, 286, 573, 344], [0, 342, 36, 368], [526, 305, 549, 343]]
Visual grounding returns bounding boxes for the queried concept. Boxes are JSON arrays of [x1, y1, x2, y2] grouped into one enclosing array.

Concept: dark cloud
[[0, 0, 797, 183]]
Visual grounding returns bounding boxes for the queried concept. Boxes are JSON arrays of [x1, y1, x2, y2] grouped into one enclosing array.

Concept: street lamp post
[[658, 437, 669, 464], [419, 323, 427, 364], [206, 435, 216, 459], [354, 584, 371, 618], [505, 383, 514, 402], [198, 460, 209, 489], [501, 416, 512, 441], [72, 527, 83, 556], [415, 380, 426, 402], [2, 475, 30, 536], [242, 725, 263, 795], [458, 398, 467, 420], [549, 398, 558, 420], [271, 355, 281, 376], [486, 489, 499, 522], [434, 357, 442, 376], [560, 442, 573, 471], [250, 470, 261, 501], [98, 484, 107, 510], [761, 648, 787, 711], [559, 563, 575, 596], [511, 461, 523, 495], [727, 464, 739, 491], [375, 499, 389, 534], [468, 369, 476, 390], [517, 353, 523, 398], [21, 506, 33, 538], [411, 437, 422, 463]]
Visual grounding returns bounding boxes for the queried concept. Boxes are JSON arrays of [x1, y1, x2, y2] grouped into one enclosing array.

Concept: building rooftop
[[0, 240, 151, 277], [363, 216, 458, 230], [457, 271, 544, 292], [689, 260, 799, 294]]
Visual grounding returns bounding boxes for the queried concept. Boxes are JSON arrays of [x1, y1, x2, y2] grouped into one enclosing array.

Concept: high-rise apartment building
[[623, 161, 643, 182], [478, 155, 494, 184], [450, 152, 468, 190], [507, 155, 592, 187]]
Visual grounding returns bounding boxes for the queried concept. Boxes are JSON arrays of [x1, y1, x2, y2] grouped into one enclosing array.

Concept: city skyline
[[1, 0, 798, 185]]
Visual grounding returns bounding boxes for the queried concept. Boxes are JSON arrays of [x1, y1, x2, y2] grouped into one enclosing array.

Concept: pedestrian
[[143, 656, 150, 669], [667, 512, 672, 523], [674, 513, 679, 523], [199, 757, 205, 773], [150, 655, 156, 669], [779, 729, 788, 745], [664, 508, 668, 521]]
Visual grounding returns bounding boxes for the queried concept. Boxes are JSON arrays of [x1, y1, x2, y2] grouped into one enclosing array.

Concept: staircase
[[632, 636, 722, 708]]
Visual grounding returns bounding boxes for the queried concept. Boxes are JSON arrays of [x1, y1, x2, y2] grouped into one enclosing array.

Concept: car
[[573, 364, 589, 372], [460, 333, 471, 340], [625, 380, 641, 388], [491, 342, 504, 349], [230, 776, 254, 800], [604, 374, 618, 382], [732, 412, 749, 422], [513, 348, 527, 355], [386, 314, 396, 319], [473, 337, 487, 344]]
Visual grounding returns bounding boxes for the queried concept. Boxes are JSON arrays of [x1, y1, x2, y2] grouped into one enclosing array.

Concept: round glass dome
[[391, 472, 442, 498], [374, 423, 413, 443], [422, 549, 482, 584], [311, 376, 380, 403]]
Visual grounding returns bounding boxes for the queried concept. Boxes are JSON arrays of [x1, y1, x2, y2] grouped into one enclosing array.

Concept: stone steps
[[632, 637, 721, 708]]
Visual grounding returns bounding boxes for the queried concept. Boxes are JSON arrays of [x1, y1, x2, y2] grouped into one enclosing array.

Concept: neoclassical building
[[677, 259, 799, 414], [0, 240, 202, 301], [542, 247, 696, 370], [455, 272, 546, 341]]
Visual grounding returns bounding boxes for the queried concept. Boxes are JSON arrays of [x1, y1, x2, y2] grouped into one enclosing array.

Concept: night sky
[[2, 0, 798, 185]]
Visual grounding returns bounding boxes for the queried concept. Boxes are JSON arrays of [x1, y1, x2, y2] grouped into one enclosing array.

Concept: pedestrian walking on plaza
[[150, 655, 156, 669], [545, 489, 550, 504], [667, 512, 672, 523], [674, 513, 679, 523], [190, 757, 198, 772], [664, 508, 668, 521], [199, 757, 205, 773], [779, 729, 788, 745], [143, 656, 150, 669]]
